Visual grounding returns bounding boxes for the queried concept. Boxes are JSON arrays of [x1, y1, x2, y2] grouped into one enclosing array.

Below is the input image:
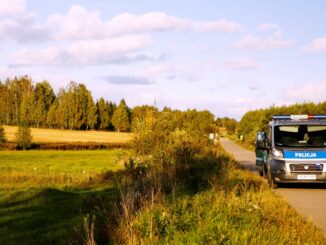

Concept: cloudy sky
[[0, 0, 326, 119]]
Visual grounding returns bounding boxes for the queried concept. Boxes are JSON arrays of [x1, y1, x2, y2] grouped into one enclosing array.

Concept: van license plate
[[297, 175, 316, 180]]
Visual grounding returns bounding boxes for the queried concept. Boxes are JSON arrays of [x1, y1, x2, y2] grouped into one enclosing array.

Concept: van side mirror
[[256, 131, 267, 149]]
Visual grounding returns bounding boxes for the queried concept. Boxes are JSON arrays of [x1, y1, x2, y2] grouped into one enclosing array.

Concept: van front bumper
[[270, 159, 326, 183]]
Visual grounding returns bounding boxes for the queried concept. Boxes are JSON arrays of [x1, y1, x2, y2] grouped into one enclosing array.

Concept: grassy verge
[[110, 141, 325, 244], [128, 168, 325, 244]]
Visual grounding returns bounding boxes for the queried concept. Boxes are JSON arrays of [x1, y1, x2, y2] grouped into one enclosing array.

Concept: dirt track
[[220, 137, 326, 237]]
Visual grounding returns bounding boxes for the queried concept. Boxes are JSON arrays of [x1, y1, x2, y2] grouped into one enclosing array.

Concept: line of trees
[[0, 76, 217, 133], [216, 117, 238, 135], [238, 102, 326, 144], [0, 76, 130, 131]]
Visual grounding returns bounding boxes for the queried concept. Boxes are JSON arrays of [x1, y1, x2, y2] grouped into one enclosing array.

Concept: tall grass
[[106, 114, 326, 244], [112, 156, 325, 244]]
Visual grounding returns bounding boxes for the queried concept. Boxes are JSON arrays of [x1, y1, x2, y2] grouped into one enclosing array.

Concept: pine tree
[[20, 91, 34, 126], [56, 88, 70, 129], [16, 123, 32, 150], [86, 90, 96, 130], [96, 98, 110, 130], [0, 81, 6, 124], [12, 76, 33, 125], [106, 101, 117, 131], [112, 99, 130, 132], [46, 99, 59, 128], [32, 81, 56, 128]]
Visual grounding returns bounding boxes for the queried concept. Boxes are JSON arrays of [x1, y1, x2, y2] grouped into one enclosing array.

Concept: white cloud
[[229, 97, 267, 119], [304, 37, 326, 53], [283, 81, 326, 103], [0, 0, 26, 17], [10, 35, 152, 66], [142, 63, 182, 78], [224, 57, 260, 70], [190, 18, 244, 33], [0, 17, 48, 42], [233, 31, 291, 51], [47, 6, 243, 40], [103, 75, 154, 85], [47, 5, 104, 40], [0, 0, 48, 43], [141, 63, 203, 82], [256, 23, 278, 32]]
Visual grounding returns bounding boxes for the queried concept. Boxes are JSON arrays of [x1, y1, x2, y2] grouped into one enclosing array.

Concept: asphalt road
[[219, 137, 326, 237]]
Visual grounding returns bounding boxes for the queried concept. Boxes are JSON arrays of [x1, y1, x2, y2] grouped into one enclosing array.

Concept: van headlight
[[272, 148, 283, 158]]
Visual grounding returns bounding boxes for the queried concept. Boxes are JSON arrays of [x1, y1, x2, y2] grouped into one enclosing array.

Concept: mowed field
[[3, 125, 133, 143]]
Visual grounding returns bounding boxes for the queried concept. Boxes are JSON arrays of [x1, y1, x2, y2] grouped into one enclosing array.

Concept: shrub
[[112, 112, 223, 243], [0, 125, 6, 143], [16, 123, 33, 150]]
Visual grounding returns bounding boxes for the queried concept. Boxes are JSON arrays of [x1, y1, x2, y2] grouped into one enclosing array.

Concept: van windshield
[[274, 125, 326, 148]]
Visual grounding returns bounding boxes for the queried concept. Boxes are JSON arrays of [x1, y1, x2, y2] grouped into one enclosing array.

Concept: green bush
[[113, 111, 222, 243], [16, 123, 32, 150], [0, 125, 6, 143]]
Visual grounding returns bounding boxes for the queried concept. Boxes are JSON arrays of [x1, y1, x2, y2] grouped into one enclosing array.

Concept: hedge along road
[[219, 137, 326, 238]]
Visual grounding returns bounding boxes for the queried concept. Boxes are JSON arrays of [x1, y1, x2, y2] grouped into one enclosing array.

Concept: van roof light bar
[[314, 114, 326, 119], [272, 114, 326, 120], [272, 115, 291, 120]]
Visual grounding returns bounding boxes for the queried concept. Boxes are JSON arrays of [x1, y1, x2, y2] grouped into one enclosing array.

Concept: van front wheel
[[267, 164, 278, 189]]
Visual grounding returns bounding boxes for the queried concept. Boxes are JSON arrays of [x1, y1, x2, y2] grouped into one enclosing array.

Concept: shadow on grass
[[0, 187, 118, 245]]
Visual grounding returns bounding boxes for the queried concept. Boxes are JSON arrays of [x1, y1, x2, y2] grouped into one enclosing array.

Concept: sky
[[0, 0, 325, 120]]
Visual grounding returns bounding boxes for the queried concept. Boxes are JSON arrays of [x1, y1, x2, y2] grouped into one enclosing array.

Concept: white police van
[[255, 114, 326, 188]]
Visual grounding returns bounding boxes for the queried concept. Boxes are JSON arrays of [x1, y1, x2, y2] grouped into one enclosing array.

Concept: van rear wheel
[[261, 162, 267, 178]]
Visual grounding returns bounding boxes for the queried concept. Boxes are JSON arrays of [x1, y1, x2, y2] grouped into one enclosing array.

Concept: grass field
[[0, 150, 125, 176], [3, 125, 133, 143], [1, 137, 325, 244], [0, 150, 127, 244]]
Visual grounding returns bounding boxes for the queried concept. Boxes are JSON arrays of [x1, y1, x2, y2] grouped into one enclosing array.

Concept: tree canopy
[[238, 102, 326, 145], [112, 99, 130, 132], [0, 76, 220, 134]]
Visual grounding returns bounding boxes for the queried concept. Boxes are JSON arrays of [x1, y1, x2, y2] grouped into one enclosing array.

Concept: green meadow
[[0, 150, 126, 244], [0, 150, 125, 177]]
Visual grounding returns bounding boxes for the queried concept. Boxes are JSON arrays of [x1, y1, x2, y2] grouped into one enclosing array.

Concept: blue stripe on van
[[283, 151, 326, 159]]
